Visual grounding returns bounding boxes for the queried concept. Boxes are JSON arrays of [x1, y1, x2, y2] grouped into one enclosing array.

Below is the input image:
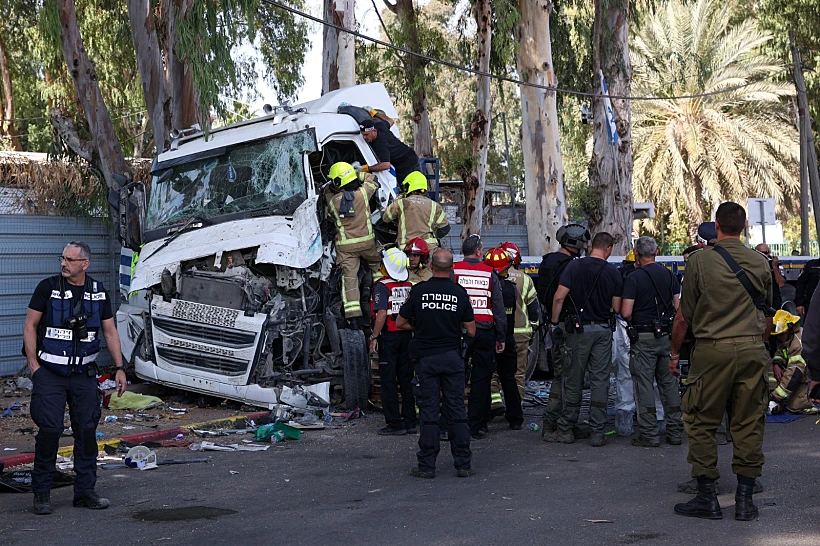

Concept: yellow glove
[[361, 164, 370, 173]]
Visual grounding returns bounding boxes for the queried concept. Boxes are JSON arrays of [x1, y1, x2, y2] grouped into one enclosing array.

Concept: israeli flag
[[600, 70, 620, 146]]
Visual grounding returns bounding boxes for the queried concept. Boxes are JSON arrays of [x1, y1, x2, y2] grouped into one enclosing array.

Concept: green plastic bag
[[107, 392, 163, 411]]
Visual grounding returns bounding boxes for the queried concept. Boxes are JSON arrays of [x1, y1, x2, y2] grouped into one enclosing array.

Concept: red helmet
[[403, 237, 430, 262], [483, 247, 511, 273], [499, 241, 521, 267]]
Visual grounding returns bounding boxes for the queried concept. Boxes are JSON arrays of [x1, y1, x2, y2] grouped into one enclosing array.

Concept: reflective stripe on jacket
[[382, 193, 448, 247]]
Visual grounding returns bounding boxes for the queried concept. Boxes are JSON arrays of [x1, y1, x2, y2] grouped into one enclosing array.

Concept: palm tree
[[631, 0, 799, 242]]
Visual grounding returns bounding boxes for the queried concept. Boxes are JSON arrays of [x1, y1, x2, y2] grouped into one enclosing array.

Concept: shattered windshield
[[146, 130, 316, 230]]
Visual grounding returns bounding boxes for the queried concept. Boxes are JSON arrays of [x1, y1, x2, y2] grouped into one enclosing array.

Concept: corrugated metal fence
[[441, 224, 530, 256], [0, 216, 120, 376]]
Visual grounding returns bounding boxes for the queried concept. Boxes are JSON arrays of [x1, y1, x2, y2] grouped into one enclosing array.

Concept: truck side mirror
[[119, 182, 146, 251]]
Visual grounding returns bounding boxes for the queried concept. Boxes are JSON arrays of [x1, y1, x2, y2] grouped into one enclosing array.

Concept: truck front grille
[[171, 300, 239, 328], [152, 316, 256, 349], [156, 346, 249, 376]]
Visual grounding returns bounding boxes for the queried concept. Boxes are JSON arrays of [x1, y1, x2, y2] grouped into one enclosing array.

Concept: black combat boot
[[734, 476, 759, 521], [32, 492, 53, 515], [674, 477, 722, 519]]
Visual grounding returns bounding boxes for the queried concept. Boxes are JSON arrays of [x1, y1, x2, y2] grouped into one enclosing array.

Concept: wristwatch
[[369, 335, 377, 341], [669, 354, 680, 361]]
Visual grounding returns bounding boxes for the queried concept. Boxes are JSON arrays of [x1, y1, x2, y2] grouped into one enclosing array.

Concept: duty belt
[[699, 335, 763, 344], [634, 325, 669, 334]]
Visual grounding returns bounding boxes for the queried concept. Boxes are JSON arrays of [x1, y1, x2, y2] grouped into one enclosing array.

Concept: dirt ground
[[0, 381, 267, 456]]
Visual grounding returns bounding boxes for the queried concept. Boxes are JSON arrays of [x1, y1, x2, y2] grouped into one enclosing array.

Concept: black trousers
[[415, 350, 471, 471], [466, 327, 497, 435], [378, 331, 416, 429], [496, 335, 523, 426], [30, 366, 101, 495]]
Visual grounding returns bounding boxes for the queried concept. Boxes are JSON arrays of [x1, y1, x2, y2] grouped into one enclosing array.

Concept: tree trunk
[[588, 0, 633, 253], [127, 0, 170, 153], [387, 0, 433, 158], [0, 33, 22, 151], [55, 0, 130, 191], [683, 178, 704, 244], [515, 0, 566, 255], [167, 0, 201, 132], [464, 0, 492, 238], [322, 0, 355, 95]]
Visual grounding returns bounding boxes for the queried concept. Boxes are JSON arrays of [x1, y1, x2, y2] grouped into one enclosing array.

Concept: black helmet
[[557, 223, 591, 251]]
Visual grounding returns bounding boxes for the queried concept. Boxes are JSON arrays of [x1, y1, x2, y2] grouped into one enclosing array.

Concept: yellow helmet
[[404, 171, 428, 194], [772, 310, 800, 335], [328, 162, 357, 187], [624, 250, 635, 263]]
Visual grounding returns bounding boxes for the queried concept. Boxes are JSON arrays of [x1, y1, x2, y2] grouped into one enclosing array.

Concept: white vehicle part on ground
[[131, 196, 322, 292]]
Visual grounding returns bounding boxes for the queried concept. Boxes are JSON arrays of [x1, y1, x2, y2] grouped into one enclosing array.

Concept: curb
[[0, 411, 271, 469]]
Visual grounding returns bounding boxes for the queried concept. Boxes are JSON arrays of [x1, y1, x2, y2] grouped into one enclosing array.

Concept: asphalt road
[[1, 410, 818, 546]]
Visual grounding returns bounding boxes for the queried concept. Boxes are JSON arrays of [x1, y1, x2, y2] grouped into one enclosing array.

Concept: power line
[[261, 0, 789, 102]]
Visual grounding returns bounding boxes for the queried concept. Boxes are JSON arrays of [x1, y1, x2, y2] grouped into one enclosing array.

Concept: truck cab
[[117, 83, 401, 410]]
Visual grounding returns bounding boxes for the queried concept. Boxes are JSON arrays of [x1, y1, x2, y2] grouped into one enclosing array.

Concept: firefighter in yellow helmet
[[327, 161, 382, 322], [622, 249, 637, 279], [770, 310, 818, 414], [382, 171, 450, 249]]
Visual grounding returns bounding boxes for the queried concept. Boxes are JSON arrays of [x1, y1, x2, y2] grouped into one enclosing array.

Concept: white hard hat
[[382, 247, 409, 281]]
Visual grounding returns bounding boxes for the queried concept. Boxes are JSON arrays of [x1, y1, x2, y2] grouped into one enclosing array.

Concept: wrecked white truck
[[116, 83, 406, 410]]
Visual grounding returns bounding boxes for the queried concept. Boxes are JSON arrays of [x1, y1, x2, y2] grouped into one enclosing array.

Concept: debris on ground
[[255, 422, 301, 442], [105, 392, 164, 410], [0, 470, 74, 493], [188, 441, 269, 452]]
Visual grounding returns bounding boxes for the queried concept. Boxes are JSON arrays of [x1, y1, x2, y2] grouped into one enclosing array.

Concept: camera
[[65, 314, 89, 340]]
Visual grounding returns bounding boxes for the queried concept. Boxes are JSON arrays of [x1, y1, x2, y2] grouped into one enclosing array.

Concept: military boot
[[32, 492, 53, 515], [734, 477, 759, 521], [674, 477, 722, 519]]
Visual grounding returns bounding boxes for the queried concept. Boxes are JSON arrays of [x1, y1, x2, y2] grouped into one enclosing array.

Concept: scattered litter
[[168, 407, 188, 414], [368, 489, 382, 493], [229, 470, 239, 475], [287, 421, 325, 430], [284, 479, 290, 483], [3, 448, 17, 451], [56, 455, 74, 471], [98, 379, 117, 390], [105, 392, 163, 410], [190, 428, 254, 437], [188, 441, 269, 452], [96, 432, 104, 438], [15, 428, 35, 435], [174, 434, 184, 441], [122, 426, 136, 430], [1, 403, 22, 418], [0, 470, 74, 493], [16, 377, 33, 391], [255, 422, 301, 442], [105, 416, 118, 423], [99, 458, 208, 470], [124, 446, 158, 471], [585, 520, 613, 523], [528, 423, 539, 432]]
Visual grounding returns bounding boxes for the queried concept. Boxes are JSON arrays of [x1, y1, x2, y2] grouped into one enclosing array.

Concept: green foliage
[[631, 0, 800, 236]]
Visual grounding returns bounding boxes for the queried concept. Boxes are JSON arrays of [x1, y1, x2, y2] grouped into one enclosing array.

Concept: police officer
[[547, 232, 622, 447], [404, 238, 432, 284], [454, 235, 507, 439], [371, 248, 416, 435], [500, 242, 541, 400], [397, 249, 475, 478], [620, 236, 683, 447], [795, 258, 820, 317], [537, 224, 589, 434], [327, 161, 383, 322], [670, 202, 772, 521], [22, 242, 127, 514], [382, 171, 450, 248], [483, 247, 523, 429], [358, 118, 421, 186]]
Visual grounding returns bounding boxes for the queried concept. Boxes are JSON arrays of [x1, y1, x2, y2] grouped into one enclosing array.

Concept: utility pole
[[792, 31, 820, 253]]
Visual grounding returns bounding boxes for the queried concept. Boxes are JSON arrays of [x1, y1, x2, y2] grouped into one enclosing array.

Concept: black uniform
[[28, 277, 112, 497], [369, 119, 421, 185], [621, 263, 680, 327], [537, 252, 573, 313], [796, 259, 820, 313], [399, 277, 474, 473], [496, 277, 523, 427]]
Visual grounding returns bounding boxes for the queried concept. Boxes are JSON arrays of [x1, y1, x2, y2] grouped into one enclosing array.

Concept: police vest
[[453, 261, 494, 323], [371, 277, 413, 332], [38, 275, 105, 375]]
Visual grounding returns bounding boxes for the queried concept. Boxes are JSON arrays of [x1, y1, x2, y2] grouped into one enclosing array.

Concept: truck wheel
[[340, 328, 369, 411]]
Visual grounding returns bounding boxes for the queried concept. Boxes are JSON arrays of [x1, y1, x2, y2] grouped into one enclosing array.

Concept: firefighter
[[371, 248, 417, 434], [483, 247, 523, 429], [404, 237, 432, 284], [454, 235, 507, 439], [500, 241, 541, 400], [770, 310, 818, 414], [327, 161, 383, 322], [382, 171, 450, 248]]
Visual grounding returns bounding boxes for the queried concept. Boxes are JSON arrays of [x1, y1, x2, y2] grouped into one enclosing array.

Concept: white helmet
[[382, 247, 409, 282]]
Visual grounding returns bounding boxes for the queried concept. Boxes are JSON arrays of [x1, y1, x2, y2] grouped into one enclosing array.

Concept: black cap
[[697, 222, 717, 245], [359, 118, 375, 132]]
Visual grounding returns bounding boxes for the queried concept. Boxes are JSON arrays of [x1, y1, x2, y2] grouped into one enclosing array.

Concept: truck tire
[[340, 328, 369, 411]]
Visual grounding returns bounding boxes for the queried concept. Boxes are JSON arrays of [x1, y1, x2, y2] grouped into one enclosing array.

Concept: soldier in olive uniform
[[670, 202, 772, 522]]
